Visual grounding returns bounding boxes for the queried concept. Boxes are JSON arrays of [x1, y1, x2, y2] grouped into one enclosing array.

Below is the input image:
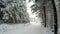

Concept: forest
[[0, 0, 29, 23]]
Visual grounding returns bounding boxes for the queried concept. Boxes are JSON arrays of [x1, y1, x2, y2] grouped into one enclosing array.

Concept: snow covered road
[[0, 23, 54, 34]]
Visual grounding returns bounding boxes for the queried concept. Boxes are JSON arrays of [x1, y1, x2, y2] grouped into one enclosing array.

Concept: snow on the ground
[[0, 23, 54, 34]]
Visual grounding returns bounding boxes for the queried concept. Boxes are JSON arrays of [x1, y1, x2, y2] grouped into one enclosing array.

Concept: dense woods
[[0, 0, 29, 23]]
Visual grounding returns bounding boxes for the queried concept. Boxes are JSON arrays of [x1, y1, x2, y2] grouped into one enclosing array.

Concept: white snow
[[0, 23, 54, 34]]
